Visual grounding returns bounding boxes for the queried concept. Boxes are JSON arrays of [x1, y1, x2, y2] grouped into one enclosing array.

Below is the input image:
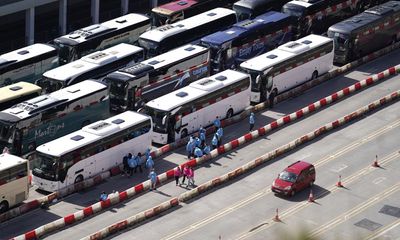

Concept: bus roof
[[54, 13, 150, 46], [0, 154, 27, 171], [284, 0, 313, 8], [200, 11, 290, 46], [117, 44, 208, 78], [43, 43, 143, 81], [0, 82, 42, 103], [234, 0, 278, 9], [36, 111, 151, 157], [328, 1, 400, 35], [0, 44, 56, 70], [152, 0, 199, 15], [145, 69, 248, 111], [240, 34, 331, 72], [0, 80, 107, 121], [139, 7, 236, 43]]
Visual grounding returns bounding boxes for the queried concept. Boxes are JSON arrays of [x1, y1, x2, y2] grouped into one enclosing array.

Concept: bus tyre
[[181, 129, 188, 139], [226, 109, 234, 119], [311, 71, 318, 80], [0, 201, 9, 213], [74, 175, 84, 184]]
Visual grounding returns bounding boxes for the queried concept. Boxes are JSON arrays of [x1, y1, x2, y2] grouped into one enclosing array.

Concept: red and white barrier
[[10, 60, 400, 240]]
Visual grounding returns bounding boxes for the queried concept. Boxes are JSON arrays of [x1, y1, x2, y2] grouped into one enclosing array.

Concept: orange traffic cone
[[336, 175, 344, 187], [273, 208, 281, 222], [372, 155, 380, 167], [308, 189, 315, 202]]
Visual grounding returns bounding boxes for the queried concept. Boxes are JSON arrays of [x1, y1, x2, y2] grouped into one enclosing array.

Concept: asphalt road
[[111, 94, 400, 240], [2, 49, 400, 239]]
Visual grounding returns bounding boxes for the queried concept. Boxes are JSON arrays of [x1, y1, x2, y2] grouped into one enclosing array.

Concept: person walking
[[122, 154, 129, 176], [145, 148, 151, 160], [187, 167, 195, 187], [199, 127, 206, 147], [149, 168, 157, 191], [211, 134, 218, 150], [174, 166, 182, 186], [99, 191, 108, 201], [134, 152, 143, 173], [194, 146, 203, 158], [186, 136, 195, 159], [216, 127, 223, 147], [128, 153, 136, 176], [181, 165, 190, 186], [249, 112, 255, 131], [214, 116, 221, 130], [145, 155, 154, 171]]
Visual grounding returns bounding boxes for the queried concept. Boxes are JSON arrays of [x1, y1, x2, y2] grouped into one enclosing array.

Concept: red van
[[271, 161, 316, 197]]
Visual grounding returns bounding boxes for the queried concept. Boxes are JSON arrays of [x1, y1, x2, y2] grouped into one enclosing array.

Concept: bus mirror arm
[[262, 67, 272, 76], [170, 106, 182, 116]]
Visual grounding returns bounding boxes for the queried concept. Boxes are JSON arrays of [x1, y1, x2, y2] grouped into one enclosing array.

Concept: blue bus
[[200, 11, 295, 73]]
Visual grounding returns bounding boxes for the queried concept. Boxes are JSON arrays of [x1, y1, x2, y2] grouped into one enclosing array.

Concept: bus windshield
[[109, 80, 128, 107], [0, 121, 14, 143], [39, 77, 65, 93], [144, 107, 168, 133], [328, 31, 349, 51], [282, 4, 305, 18], [138, 39, 161, 58], [152, 13, 169, 27], [55, 43, 76, 65], [233, 5, 253, 21], [33, 153, 59, 181]]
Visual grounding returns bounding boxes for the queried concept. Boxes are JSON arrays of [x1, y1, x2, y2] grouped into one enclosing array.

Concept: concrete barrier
[[77, 90, 400, 240], [11, 62, 400, 240]]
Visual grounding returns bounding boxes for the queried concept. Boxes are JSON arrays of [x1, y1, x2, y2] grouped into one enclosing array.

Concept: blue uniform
[[203, 145, 211, 155], [128, 157, 137, 168], [194, 147, 203, 158], [99, 193, 107, 201], [146, 156, 154, 169], [249, 113, 255, 124], [212, 135, 218, 148], [214, 118, 221, 128], [217, 127, 223, 139], [195, 137, 201, 147]]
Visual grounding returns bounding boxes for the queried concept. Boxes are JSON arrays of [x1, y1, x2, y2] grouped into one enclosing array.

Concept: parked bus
[[53, 13, 150, 65], [32, 111, 152, 192], [328, 0, 400, 64], [105, 44, 210, 112], [240, 34, 333, 103], [139, 8, 237, 58], [233, 0, 292, 20], [0, 154, 29, 213], [151, 0, 236, 26], [200, 11, 294, 74], [143, 69, 250, 144], [0, 80, 109, 157], [0, 82, 42, 111], [40, 43, 144, 93], [282, 0, 365, 37], [0, 44, 58, 86]]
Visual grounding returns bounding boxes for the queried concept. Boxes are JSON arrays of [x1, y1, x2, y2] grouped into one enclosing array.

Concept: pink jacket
[[174, 168, 181, 177], [183, 167, 190, 176], [188, 168, 194, 178]]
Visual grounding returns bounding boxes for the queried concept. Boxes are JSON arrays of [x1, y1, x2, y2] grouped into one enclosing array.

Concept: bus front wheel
[[0, 201, 9, 213], [226, 109, 234, 119], [74, 175, 84, 184], [180, 129, 188, 139]]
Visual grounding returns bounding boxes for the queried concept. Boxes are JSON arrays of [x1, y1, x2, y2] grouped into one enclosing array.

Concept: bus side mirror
[[162, 115, 167, 125]]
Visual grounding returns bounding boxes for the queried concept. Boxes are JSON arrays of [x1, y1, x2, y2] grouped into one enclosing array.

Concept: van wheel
[[181, 129, 188, 139], [290, 189, 296, 197], [0, 201, 9, 213], [226, 109, 234, 119], [74, 175, 84, 184], [311, 71, 318, 80]]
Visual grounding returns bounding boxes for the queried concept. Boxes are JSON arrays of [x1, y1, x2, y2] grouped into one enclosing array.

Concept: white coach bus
[[0, 44, 58, 86], [53, 13, 150, 65], [0, 154, 29, 213], [240, 34, 333, 104], [104, 44, 210, 112], [40, 43, 144, 93], [143, 69, 250, 144], [32, 111, 152, 192]]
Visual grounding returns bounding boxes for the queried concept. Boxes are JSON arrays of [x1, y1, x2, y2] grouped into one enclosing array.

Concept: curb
[[11, 61, 400, 240], [80, 89, 400, 240]]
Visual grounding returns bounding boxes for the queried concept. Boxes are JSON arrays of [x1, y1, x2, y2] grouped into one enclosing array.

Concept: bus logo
[[174, 72, 190, 89], [35, 123, 65, 139]]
